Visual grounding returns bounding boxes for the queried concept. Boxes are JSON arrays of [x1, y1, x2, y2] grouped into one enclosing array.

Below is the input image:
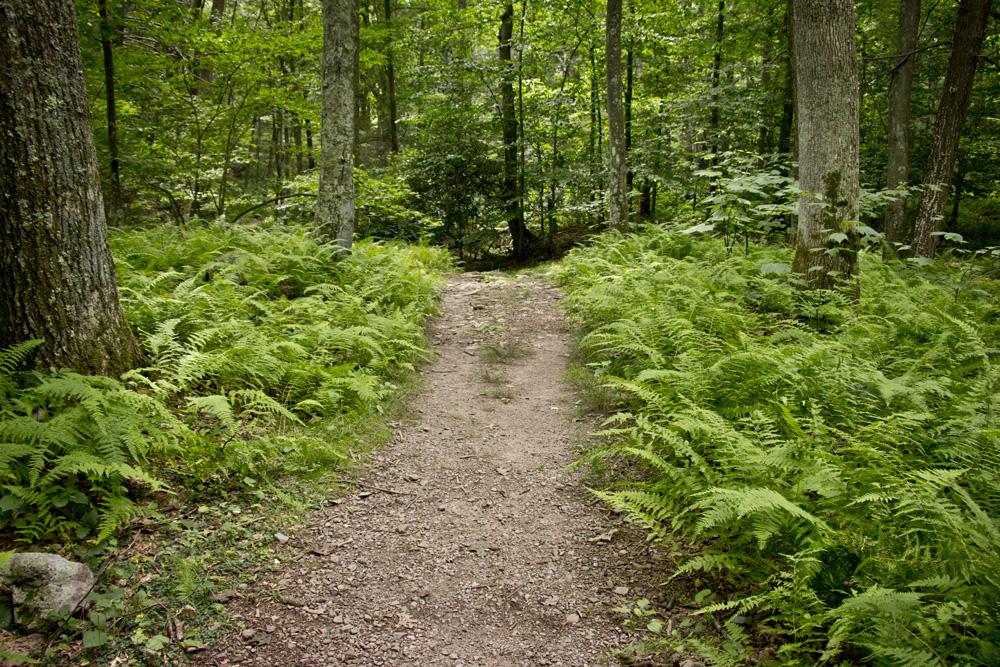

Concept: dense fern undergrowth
[[553, 226, 1000, 666], [0, 222, 452, 546]]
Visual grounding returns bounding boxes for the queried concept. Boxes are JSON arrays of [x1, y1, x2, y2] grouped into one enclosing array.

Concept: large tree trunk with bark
[[605, 0, 628, 233], [883, 0, 921, 257], [499, 3, 533, 258], [0, 0, 144, 376], [315, 0, 357, 250], [790, 0, 861, 293], [911, 0, 991, 258]]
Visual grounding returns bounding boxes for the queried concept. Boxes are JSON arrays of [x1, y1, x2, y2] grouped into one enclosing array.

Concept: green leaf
[[145, 634, 170, 651], [0, 495, 22, 512], [760, 262, 790, 276], [680, 223, 715, 235], [83, 629, 109, 648]]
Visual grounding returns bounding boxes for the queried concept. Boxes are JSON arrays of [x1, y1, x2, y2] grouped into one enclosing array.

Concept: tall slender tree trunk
[[384, 0, 398, 154], [315, 0, 357, 250], [97, 0, 123, 226], [776, 1, 794, 160], [790, 0, 861, 293], [306, 122, 315, 170], [758, 38, 772, 154], [883, 0, 921, 257], [911, 0, 991, 258], [499, 2, 532, 257], [950, 149, 968, 229], [625, 38, 634, 199], [588, 44, 598, 202], [605, 0, 628, 233], [0, 0, 143, 375], [711, 0, 724, 154], [518, 0, 527, 236]]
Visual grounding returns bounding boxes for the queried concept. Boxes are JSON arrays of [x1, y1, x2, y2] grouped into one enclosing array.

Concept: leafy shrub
[[554, 225, 1000, 666]]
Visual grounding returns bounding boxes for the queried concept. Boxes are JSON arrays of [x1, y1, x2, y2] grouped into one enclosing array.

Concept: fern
[[0, 366, 181, 541], [558, 226, 1000, 665]]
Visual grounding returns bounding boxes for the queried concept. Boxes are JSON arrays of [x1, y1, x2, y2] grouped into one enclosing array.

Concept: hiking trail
[[197, 272, 679, 667]]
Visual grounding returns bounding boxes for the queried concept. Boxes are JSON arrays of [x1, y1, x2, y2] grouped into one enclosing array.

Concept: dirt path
[[200, 273, 676, 667]]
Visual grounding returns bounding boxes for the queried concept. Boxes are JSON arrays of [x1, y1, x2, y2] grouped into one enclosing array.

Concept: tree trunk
[[518, 0, 527, 238], [315, 0, 357, 250], [605, 0, 628, 233], [950, 149, 967, 229], [306, 121, 316, 170], [384, 0, 398, 154], [625, 39, 634, 199], [588, 44, 598, 201], [711, 0, 724, 154], [639, 182, 651, 218], [790, 0, 861, 293], [911, 0, 991, 258], [883, 0, 921, 258], [499, 2, 533, 258], [98, 0, 123, 226], [776, 1, 794, 160], [0, 0, 144, 376], [758, 38, 772, 154]]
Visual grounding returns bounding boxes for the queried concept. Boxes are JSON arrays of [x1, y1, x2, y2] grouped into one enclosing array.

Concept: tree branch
[[229, 192, 317, 224]]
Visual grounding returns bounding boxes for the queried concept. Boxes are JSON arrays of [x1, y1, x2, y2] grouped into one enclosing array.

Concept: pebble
[[275, 532, 290, 544]]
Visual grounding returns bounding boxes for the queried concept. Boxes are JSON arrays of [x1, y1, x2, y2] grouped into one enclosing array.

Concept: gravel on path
[[195, 272, 679, 667]]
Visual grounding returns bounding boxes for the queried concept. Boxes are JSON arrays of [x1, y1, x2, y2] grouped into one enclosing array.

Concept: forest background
[[2, 0, 1000, 665]]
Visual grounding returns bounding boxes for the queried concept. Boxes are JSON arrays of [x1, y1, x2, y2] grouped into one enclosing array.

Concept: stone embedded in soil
[[2, 553, 93, 632]]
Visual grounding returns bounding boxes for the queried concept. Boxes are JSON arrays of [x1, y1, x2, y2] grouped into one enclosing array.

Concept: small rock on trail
[[198, 272, 675, 667]]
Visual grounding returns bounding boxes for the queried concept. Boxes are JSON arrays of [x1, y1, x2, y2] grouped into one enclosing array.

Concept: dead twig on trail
[[349, 480, 415, 496]]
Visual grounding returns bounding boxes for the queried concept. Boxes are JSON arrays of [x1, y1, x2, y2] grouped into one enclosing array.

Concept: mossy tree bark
[[790, 0, 860, 293], [315, 0, 357, 251], [911, 0, 991, 258], [0, 0, 144, 376]]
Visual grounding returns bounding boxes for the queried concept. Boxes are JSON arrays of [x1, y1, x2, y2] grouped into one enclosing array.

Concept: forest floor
[[191, 272, 691, 667]]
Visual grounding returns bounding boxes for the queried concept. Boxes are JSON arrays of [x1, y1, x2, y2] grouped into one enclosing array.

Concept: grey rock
[[2, 553, 93, 631]]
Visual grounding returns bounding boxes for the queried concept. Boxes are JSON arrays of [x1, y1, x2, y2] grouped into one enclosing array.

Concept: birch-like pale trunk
[[315, 0, 357, 251], [790, 0, 860, 294]]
